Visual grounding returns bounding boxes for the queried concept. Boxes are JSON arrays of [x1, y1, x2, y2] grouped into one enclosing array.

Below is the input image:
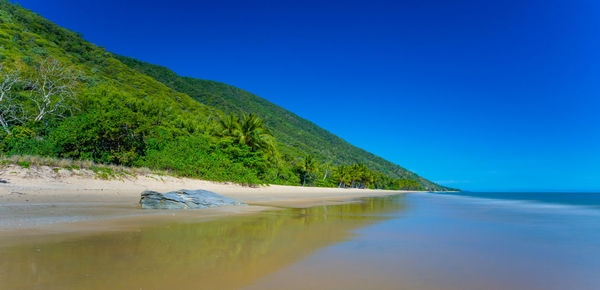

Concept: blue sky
[[13, 0, 600, 191]]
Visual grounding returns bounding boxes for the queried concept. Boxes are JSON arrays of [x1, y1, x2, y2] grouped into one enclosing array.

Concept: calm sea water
[[1, 192, 599, 289], [432, 191, 600, 208]]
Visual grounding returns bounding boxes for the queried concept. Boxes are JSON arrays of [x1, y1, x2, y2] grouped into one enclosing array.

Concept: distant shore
[[0, 164, 412, 243]]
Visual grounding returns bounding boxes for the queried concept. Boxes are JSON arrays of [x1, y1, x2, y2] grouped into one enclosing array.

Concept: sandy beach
[[2, 166, 599, 290], [0, 165, 409, 241]]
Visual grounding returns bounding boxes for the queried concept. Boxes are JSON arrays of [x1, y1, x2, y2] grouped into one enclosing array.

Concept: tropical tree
[[300, 154, 318, 186], [216, 114, 239, 138], [237, 113, 274, 153]]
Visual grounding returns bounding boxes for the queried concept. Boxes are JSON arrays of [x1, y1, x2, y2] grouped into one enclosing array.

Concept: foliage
[[138, 136, 265, 185]]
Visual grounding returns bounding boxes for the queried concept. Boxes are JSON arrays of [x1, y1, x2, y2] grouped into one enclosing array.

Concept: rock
[[139, 189, 245, 210]]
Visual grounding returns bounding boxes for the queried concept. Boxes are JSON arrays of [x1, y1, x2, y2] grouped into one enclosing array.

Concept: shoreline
[[0, 165, 415, 243]]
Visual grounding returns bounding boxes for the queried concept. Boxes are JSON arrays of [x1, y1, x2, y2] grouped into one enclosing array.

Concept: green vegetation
[[0, 0, 453, 191]]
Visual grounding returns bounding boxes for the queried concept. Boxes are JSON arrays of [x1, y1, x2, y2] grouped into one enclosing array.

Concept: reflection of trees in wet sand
[[0, 195, 406, 290]]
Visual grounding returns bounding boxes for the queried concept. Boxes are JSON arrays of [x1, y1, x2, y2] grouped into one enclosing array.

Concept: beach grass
[[0, 154, 164, 180]]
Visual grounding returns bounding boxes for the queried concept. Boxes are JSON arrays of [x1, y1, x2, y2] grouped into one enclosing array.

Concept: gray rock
[[139, 189, 245, 209]]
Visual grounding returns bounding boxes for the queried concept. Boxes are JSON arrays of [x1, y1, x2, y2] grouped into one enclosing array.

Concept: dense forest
[[0, 0, 453, 191]]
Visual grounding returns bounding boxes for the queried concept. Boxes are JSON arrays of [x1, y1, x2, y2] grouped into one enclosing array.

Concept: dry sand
[[0, 165, 410, 241]]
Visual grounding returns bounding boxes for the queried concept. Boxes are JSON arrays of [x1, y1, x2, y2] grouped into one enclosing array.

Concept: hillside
[[0, 0, 450, 191], [115, 56, 447, 190]]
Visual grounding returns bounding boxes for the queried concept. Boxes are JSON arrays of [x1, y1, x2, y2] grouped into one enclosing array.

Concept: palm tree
[[336, 164, 351, 188], [237, 113, 274, 153], [216, 114, 239, 137], [354, 163, 372, 188], [301, 154, 318, 186]]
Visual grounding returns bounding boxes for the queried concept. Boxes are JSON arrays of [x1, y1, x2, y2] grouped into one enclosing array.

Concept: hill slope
[[0, 0, 449, 191], [115, 56, 447, 190]]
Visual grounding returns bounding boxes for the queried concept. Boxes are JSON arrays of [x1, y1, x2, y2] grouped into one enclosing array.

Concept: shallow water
[[1, 193, 599, 289]]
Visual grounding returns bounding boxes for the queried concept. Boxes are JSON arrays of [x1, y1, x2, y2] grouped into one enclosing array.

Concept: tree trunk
[[0, 117, 9, 134]]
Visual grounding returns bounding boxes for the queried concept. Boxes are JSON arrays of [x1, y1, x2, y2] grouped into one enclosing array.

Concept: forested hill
[[116, 56, 447, 190], [0, 0, 451, 191]]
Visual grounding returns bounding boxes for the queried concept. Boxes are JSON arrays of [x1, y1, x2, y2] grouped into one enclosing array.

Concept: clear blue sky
[[13, 0, 600, 192]]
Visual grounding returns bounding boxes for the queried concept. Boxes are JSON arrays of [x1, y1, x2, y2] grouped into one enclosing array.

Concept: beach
[[1, 167, 599, 289], [0, 165, 409, 242], [1, 182, 599, 289]]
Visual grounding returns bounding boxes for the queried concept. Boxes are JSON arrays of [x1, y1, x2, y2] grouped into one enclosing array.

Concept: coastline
[[0, 165, 413, 243]]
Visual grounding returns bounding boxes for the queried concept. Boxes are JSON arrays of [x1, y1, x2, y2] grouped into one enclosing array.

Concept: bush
[[0, 126, 56, 156], [49, 109, 145, 165], [138, 136, 264, 185]]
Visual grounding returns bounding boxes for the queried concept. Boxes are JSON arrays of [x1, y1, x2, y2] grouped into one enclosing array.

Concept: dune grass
[[0, 154, 166, 180]]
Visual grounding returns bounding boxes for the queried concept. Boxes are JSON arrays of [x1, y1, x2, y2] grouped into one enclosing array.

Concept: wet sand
[[0, 197, 407, 290], [2, 185, 599, 290]]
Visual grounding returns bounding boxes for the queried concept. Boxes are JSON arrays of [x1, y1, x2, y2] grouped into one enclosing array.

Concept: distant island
[[0, 0, 453, 191]]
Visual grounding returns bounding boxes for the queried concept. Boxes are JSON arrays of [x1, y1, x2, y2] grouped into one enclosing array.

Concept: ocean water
[[432, 191, 600, 209], [1, 192, 599, 289], [247, 192, 600, 290]]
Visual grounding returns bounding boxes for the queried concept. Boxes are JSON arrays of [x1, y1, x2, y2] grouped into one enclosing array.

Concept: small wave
[[417, 192, 600, 216]]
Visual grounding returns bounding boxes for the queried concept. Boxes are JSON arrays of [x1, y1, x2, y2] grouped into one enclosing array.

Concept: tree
[[300, 154, 318, 186], [0, 65, 20, 134], [237, 113, 274, 153], [25, 58, 78, 122], [216, 114, 239, 137], [335, 164, 351, 188], [322, 160, 331, 181], [0, 58, 78, 134]]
